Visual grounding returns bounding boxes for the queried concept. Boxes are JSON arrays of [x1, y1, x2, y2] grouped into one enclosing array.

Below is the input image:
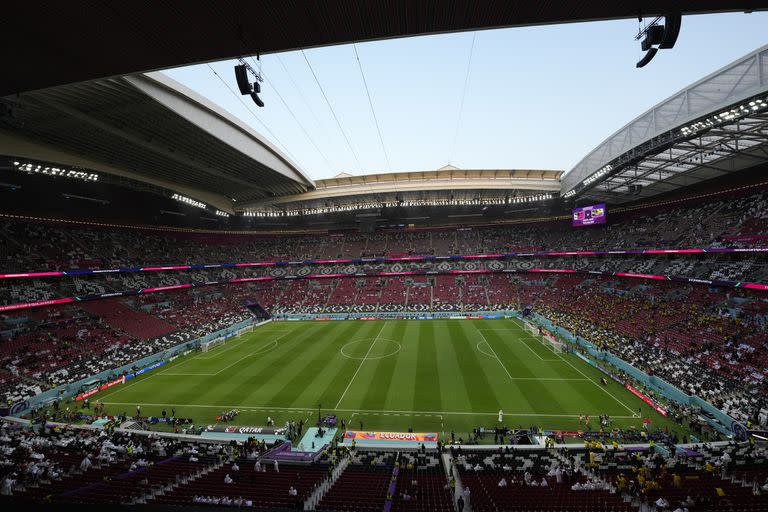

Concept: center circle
[[340, 338, 402, 360]]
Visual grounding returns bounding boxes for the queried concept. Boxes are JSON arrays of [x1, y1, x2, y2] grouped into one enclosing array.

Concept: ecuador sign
[[343, 431, 438, 442]]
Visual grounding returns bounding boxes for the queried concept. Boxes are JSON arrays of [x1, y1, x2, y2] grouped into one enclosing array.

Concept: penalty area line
[[97, 329, 297, 401], [211, 332, 293, 376], [196, 330, 286, 359], [475, 329, 515, 379], [509, 318, 638, 417]]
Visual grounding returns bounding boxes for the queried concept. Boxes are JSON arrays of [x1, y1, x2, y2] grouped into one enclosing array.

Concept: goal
[[523, 320, 539, 337], [542, 335, 566, 354], [236, 324, 254, 336], [523, 320, 565, 354], [201, 337, 226, 352]]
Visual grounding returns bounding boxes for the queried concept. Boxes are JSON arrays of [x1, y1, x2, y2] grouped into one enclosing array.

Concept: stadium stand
[[1, 290, 254, 402], [316, 451, 396, 511], [3, 254, 768, 431], [1, 418, 766, 510], [4, 6, 768, 512], [81, 300, 177, 340], [452, 441, 768, 512], [0, 185, 767, 276], [390, 452, 454, 512]]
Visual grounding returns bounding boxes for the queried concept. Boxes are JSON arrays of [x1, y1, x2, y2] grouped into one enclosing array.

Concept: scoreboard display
[[572, 203, 606, 227]]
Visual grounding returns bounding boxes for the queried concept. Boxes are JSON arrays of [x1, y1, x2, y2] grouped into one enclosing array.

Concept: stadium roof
[[1, 2, 761, 96], [0, 72, 313, 213], [563, 44, 768, 203], [240, 167, 562, 213]]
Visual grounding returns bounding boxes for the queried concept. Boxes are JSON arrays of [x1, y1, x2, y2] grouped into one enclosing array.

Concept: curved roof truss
[[563, 44, 768, 200]]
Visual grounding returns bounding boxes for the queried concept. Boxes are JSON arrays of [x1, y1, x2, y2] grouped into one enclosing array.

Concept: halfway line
[[334, 322, 387, 409]]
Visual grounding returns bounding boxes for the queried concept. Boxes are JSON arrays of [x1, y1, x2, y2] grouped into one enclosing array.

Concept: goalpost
[[236, 324, 255, 336], [201, 337, 226, 353], [522, 320, 566, 353], [200, 320, 259, 352], [542, 333, 566, 354]]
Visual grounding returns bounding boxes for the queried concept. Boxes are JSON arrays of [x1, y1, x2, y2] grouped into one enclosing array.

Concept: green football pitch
[[92, 319, 684, 439]]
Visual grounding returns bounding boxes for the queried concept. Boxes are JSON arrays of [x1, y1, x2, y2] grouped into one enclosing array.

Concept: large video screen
[[572, 203, 606, 227]]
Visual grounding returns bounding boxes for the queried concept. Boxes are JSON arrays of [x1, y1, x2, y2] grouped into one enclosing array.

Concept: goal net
[[523, 320, 565, 354], [201, 337, 226, 353], [542, 335, 566, 354], [523, 321, 539, 336], [236, 324, 254, 336]]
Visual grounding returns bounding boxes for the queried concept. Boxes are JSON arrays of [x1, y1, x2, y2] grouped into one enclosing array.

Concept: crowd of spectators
[[1, 289, 254, 404], [3, 268, 767, 430], [1, 414, 765, 510], [452, 440, 768, 511], [0, 185, 767, 275], [1, 183, 767, 452], [2, 253, 767, 312], [519, 276, 768, 430]]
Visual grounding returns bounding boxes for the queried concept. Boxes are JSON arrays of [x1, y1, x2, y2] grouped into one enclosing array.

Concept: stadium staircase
[[304, 455, 349, 510], [323, 281, 336, 309], [430, 286, 434, 311], [441, 452, 469, 511], [141, 456, 225, 505]]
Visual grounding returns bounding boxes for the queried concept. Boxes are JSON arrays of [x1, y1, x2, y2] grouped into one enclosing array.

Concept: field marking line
[[100, 401, 637, 419], [475, 329, 515, 380], [196, 330, 289, 359], [163, 338, 279, 375], [153, 328, 287, 373], [334, 321, 388, 410], [340, 338, 401, 360], [165, 340, 281, 375], [475, 318, 560, 363], [509, 317, 638, 417], [97, 327, 301, 401], [151, 348, 209, 375], [98, 346, 220, 400], [524, 341, 561, 361], [157, 333, 282, 376], [212, 333, 294, 376], [96, 374, 160, 401], [517, 337, 548, 361], [196, 337, 254, 359], [481, 324, 560, 362], [481, 327, 558, 347], [473, 344, 591, 384], [160, 373, 216, 376]]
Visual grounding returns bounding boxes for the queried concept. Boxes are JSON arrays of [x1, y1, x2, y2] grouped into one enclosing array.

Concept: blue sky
[[165, 12, 768, 180]]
